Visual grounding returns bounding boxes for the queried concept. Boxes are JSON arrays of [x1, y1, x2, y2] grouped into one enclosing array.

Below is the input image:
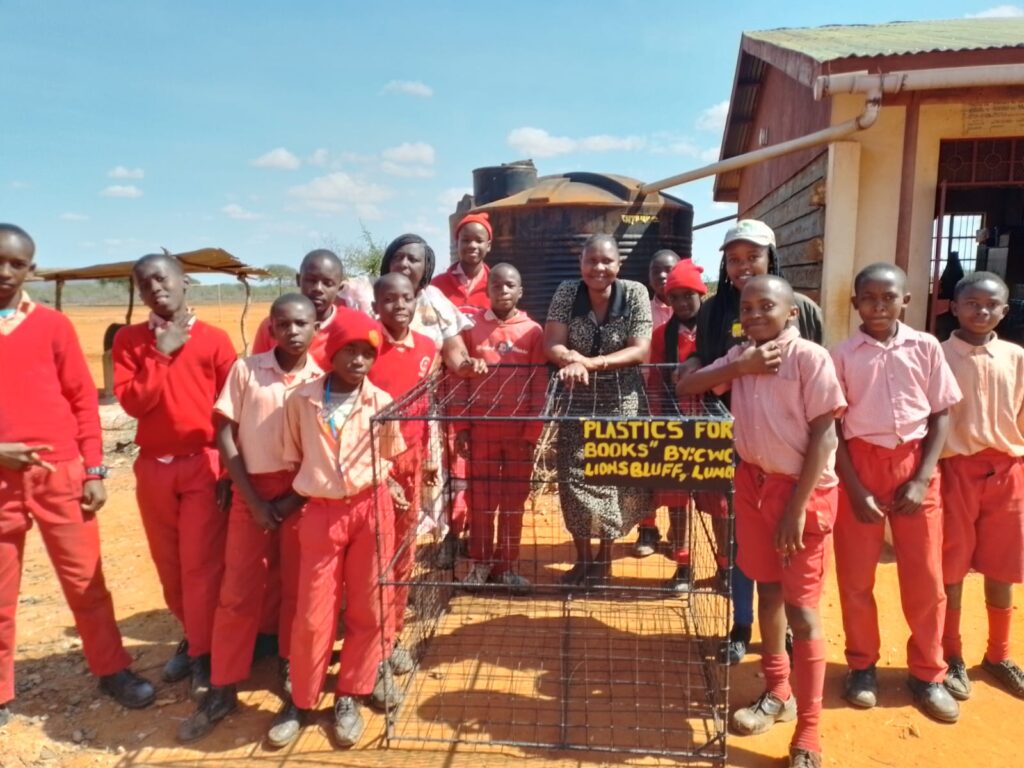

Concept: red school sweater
[[431, 262, 490, 314], [112, 320, 237, 457], [0, 305, 103, 467]]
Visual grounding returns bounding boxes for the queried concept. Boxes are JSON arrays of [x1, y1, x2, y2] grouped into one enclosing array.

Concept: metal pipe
[[815, 64, 1024, 100], [640, 94, 880, 195]]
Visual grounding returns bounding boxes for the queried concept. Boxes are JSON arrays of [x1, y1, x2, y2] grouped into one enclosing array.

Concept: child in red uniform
[[639, 259, 706, 591], [457, 263, 546, 593], [432, 212, 492, 314], [367, 273, 438, 682], [939, 272, 1024, 701], [269, 312, 405, 749], [0, 225, 154, 726], [648, 249, 681, 330], [252, 249, 365, 369], [678, 275, 845, 768], [177, 294, 323, 742], [113, 254, 237, 699], [830, 263, 962, 723]]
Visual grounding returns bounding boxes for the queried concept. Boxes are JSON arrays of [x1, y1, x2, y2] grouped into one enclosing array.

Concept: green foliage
[[340, 223, 385, 278], [261, 263, 298, 295]]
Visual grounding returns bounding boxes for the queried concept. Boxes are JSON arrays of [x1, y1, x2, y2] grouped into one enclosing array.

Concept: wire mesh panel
[[371, 364, 733, 765]]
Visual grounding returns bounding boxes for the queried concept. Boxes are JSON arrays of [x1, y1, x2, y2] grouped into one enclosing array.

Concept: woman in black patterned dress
[[544, 234, 653, 585]]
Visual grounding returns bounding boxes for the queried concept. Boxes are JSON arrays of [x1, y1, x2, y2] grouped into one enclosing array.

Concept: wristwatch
[[85, 465, 109, 480]]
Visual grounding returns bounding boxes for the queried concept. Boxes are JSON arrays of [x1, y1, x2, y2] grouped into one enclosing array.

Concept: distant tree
[[262, 263, 298, 295], [319, 223, 384, 278]]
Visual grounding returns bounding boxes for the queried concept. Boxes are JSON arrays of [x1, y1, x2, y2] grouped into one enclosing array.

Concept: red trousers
[[467, 433, 532, 574], [290, 486, 394, 708], [0, 462, 131, 702], [834, 439, 946, 682], [210, 470, 300, 686], [134, 450, 226, 658], [389, 449, 422, 636]]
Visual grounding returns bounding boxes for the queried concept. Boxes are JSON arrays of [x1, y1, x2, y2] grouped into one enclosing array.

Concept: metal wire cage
[[371, 364, 734, 765]]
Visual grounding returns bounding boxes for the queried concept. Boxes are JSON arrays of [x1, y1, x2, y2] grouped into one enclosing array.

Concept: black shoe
[[0, 703, 10, 728], [98, 668, 156, 709], [715, 566, 731, 593], [177, 685, 238, 743], [252, 633, 279, 663], [944, 656, 972, 701], [435, 533, 460, 569], [267, 699, 304, 748], [842, 665, 878, 709], [632, 526, 661, 558], [665, 564, 691, 594], [719, 624, 751, 665], [368, 661, 403, 711], [190, 654, 211, 702], [907, 675, 959, 723], [163, 639, 191, 683], [981, 656, 1024, 699]]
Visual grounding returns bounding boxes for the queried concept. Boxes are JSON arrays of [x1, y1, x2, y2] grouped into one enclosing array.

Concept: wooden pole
[[239, 276, 252, 355], [126, 276, 135, 324], [55, 279, 64, 311]]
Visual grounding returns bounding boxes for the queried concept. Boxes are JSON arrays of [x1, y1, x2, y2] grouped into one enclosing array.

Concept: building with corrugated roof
[[711, 17, 1024, 342]]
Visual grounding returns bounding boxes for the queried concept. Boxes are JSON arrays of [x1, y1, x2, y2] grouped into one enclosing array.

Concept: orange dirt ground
[[1, 302, 1021, 768]]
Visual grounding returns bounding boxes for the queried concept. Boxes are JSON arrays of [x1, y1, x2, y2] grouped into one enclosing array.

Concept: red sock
[[791, 638, 826, 754], [640, 515, 657, 529], [762, 653, 791, 701], [942, 607, 963, 658], [673, 548, 690, 566], [986, 605, 1013, 664]]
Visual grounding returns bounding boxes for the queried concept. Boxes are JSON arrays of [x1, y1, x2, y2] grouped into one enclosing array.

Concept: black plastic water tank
[[471, 161, 539, 206], [449, 170, 694, 322]]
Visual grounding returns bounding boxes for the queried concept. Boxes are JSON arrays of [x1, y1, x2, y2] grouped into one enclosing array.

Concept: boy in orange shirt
[[177, 294, 323, 742], [939, 271, 1024, 701], [268, 313, 405, 749], [457, 264, 546, 593], [831, 263, 962, 723], [677, 275, 846, 768]]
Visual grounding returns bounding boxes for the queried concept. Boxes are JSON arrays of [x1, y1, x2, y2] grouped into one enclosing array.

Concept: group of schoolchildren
[[1, 213, 1022, 768]]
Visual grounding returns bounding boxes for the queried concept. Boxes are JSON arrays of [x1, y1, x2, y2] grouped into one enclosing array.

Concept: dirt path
[[1, 303, 1020, 767]]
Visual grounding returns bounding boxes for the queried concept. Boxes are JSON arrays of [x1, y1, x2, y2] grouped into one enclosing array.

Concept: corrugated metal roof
[[35, 248, 270, 282], [745, 18, 1024, 64]]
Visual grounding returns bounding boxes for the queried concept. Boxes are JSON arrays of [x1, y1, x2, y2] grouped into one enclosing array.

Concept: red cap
[[664, 259, 707, 295], [455, 212, 493, 240], [323, 311, 383, 364]]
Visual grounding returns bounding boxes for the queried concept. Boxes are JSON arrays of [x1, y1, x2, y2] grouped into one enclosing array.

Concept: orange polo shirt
[[941, 332, 1024, 458], [214, 351, 324, 474], [282, 377, 405, 500]]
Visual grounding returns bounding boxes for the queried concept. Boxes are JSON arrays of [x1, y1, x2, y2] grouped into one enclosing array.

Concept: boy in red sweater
[[939, 272, 1024, 701], [252, 249, 365, 369], [367, 273, 438, 681], [269, 312, 405, 749], [113, 253, 237, 700], [457, 263, 546, 593], [432, 212, 492, 314], [177, 294, 323, 742], [640, 259, 706, 591], [0, 224, 154, 725]]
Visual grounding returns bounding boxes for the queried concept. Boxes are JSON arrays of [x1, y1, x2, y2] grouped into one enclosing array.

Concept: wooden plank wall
[[744, 152, 828, 304]]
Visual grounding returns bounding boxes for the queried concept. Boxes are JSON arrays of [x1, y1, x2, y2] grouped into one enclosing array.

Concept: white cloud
[[251, 147, 302, 170], [221, 203, 261, 220], [700, 147, 721, 162], [966, 5, 1023, 17], [382, 142, 435, 166], [101, 185, 143, 198], [507, 127, 646, 158], [108, 165, 145, 179], [383, 79, 434, 98], [308, 148, 330, 167], [287, 172, 391, 214], [695, 101, 730, 132], [60, 212, 90, 221], [438, 187, 471, 209]]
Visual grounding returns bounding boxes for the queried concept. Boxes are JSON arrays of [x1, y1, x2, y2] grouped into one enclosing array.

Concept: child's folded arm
[[776, 410, 837, 553], [891, 408, 950, 516]]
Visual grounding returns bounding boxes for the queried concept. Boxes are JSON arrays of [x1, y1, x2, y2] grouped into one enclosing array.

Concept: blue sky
[[2, 1, 1021, 279]]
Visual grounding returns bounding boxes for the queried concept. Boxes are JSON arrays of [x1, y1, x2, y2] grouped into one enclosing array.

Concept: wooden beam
[[895, 96, 920, 272]]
